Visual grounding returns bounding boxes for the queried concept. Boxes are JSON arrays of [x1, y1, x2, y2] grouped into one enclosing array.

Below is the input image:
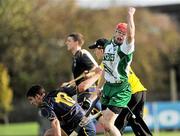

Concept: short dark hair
[[67, 33, 84, 46], [26, 85, 45, 97]]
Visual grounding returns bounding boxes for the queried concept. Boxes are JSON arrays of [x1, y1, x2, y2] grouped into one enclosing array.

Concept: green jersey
[[103, 39, 134, 83]]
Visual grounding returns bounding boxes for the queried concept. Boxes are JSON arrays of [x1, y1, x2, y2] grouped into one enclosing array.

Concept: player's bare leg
[[44, 128, 68, 136], [102, 108, 121, 136], [98, 115, 111, 136]]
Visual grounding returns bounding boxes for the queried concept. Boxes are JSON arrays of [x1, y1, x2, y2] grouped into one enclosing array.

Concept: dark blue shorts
[[62, 119, 96, 136]]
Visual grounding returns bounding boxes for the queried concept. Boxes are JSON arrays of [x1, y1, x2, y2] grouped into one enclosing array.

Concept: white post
[[170, 67, 178, 101]]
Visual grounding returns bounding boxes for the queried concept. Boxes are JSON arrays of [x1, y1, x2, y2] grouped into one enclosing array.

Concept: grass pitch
[[0, 122, 39, 136], [0, 122, 179, 136]]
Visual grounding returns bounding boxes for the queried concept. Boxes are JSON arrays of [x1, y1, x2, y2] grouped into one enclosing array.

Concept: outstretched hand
[[128, 7, 136, 15], [61, 82, 70, 87]]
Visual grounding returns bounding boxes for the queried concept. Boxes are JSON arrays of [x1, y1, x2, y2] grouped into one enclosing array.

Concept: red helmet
[[116, 23, 127, 33]]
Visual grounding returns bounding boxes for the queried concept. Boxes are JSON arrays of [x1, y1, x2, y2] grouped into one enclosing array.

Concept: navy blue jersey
[[72, 49, 97, 85], [59, 86, 77, 97], [39, 90, 84, 127]]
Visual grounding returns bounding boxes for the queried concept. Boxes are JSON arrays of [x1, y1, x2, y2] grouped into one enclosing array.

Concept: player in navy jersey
[[26, 85, 96, 136]]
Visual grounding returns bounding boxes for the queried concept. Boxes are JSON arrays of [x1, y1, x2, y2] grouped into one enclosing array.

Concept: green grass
[[0, 122, 39, 136], [97, 131, 180, 136], [128, 131, 180, 136], [0, 122, 180, 136]]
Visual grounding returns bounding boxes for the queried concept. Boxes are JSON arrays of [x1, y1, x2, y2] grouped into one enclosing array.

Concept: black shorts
[[108, 105, 124, 114]]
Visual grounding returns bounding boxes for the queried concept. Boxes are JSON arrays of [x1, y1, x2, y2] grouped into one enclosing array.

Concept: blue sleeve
[[39, 107, 56, 121]]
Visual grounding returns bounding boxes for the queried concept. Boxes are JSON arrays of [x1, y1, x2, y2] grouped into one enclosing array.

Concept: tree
[[0, 64, 13, 124], [0, 0, 180, 103]]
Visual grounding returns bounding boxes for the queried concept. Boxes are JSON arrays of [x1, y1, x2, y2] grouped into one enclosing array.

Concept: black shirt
[[72, 49, 97, 85]]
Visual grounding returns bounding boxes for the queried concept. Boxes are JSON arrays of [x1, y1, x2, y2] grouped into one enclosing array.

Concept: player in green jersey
[[95, 7, 136, 136]]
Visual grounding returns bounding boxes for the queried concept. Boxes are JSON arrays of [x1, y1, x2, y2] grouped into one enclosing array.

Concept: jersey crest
[[103, 53, 115, 61]]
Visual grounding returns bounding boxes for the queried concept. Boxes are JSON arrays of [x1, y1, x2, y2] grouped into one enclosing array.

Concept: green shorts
[[101, 81, 131, 107]]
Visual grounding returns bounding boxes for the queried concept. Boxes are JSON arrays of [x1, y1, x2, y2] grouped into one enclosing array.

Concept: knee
[[103, 119, 114, 130], [101, 122, 110, 132], [98, 116, 110, 132]]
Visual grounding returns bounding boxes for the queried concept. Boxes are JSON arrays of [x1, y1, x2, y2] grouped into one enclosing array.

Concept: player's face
[[27, 95, 42, 107], [114, 29, 127, 44], [94, 48, 104, 60], [65, 37, 78, 52]]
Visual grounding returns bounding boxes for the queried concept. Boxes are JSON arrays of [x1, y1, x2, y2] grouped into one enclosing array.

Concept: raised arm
[[127, 7, 136, 44]]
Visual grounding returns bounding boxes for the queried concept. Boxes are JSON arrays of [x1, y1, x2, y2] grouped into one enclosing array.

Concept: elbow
[[98, 70, 103, 76], [127, 34, 135, 44], [78, 83, 86, 92], [96, 70, 103, 79], [95, 67, 103, 75]]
